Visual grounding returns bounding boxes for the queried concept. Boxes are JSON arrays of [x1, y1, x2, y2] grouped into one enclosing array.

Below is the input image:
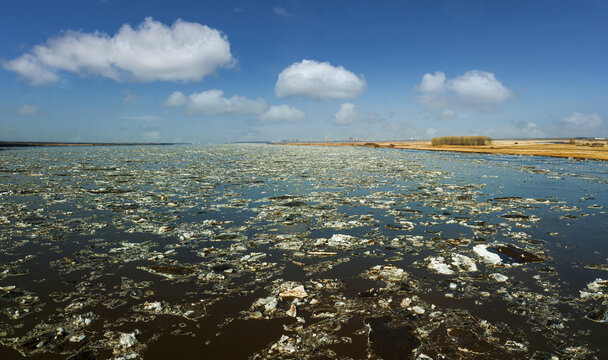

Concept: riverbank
[[277, 139, 608, 161]]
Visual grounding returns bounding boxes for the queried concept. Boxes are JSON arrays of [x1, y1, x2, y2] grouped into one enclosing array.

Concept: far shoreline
[[275, 139, 608, 161], [0, 141, 187, 148]]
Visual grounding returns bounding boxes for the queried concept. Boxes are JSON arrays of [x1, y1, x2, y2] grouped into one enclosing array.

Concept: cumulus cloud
[[417, 72, 446, 93], [331, 103, 362, 125], [163, 91, 187, 107], [258, 105, 306, 123], [512, 121, 546, 137], [187, 90, 268, 115], [2, 17, 234, 85], [448, 70, 513, 103], [559, 113, 602, 130], [416, 93, 449, 109], [3, 55, 59, 85], [415, 70, 512, 112], [17, 104, 39, 115], [165, 89, 268, 115], [415, 71, 448, 109], [331, 103, 382, 125], [276, 60, 366, 100]]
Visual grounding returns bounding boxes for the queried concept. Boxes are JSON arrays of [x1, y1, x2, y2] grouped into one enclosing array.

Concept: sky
[[1, 0, 607, 143]]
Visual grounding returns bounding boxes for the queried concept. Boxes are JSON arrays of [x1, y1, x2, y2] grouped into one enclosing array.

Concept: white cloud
[[273, 7, 290, 17], [276, 59, 366, 100], [18, 105, 39, 115], [559, 112, 602, 130], [416, 70, 512, 112], [415, 71, 449, 110], [258, 105, 306, 123], [163, 91, 187, 107], [187, 90, 268, 115], [512, 121, 545, 137], [417, 71, 446, 93], [416, 93, 449, 109], [2, 55, 59, 85], [330, 103, 382, 125], [447, 70, 513, 103], [2, 17, 234, 85], [165, 89, 268, 115], [331, 103, 362, 125]]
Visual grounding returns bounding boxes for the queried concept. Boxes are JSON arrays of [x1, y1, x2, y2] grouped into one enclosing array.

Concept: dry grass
[[277, 139, 608, 161]]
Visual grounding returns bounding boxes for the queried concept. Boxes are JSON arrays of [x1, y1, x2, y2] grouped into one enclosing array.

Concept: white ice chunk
[[473, 245, 502, 265], [489, 273, 509, 282], [451, 254, 478, 272], [119, 332, 138, 348], [427, 257, 454, 275]]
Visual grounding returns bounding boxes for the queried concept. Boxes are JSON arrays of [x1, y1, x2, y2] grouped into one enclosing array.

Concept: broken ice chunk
[[489, 273, 508, 282], [367, 265, 408, 281], [69, 334, 86, 342], [269, 335, 298, 354], [400, 298, 411, 308], [240, 252, 267, 262], [286, 304, 297, 317], [427, 257, 454, 275], [580, 278, 608, 300], [451, 254, 477, 272], [585, 278, 607, 293], [157, 225, 175, 234], [254, 296, 278, 314], [143, 301, 163, 312], [279, 285, 308, 299], [119, 332, 138, 348], [327, 234, 357, 248], [411, 306, 425, 314], [473, 245, 502, 265]]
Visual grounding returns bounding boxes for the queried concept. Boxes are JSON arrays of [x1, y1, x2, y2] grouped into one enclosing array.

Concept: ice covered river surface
[[0, 144, 607, 359]]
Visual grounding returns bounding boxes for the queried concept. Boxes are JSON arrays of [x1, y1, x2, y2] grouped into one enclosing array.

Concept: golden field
[[278, 139, 608, 161]]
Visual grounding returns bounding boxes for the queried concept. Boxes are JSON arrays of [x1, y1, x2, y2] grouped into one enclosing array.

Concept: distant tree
[[431, 136, 492, 146]]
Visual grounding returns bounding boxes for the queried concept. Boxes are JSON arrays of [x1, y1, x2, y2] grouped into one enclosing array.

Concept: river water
[[0, 144, 606, 359]]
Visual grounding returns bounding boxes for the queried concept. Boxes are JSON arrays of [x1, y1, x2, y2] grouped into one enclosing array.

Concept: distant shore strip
[[0, 142, 184, 148], [275, 139, 608, 161]]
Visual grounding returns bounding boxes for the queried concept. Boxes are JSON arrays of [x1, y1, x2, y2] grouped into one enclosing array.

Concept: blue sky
[[1, 0, 607, 142]]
